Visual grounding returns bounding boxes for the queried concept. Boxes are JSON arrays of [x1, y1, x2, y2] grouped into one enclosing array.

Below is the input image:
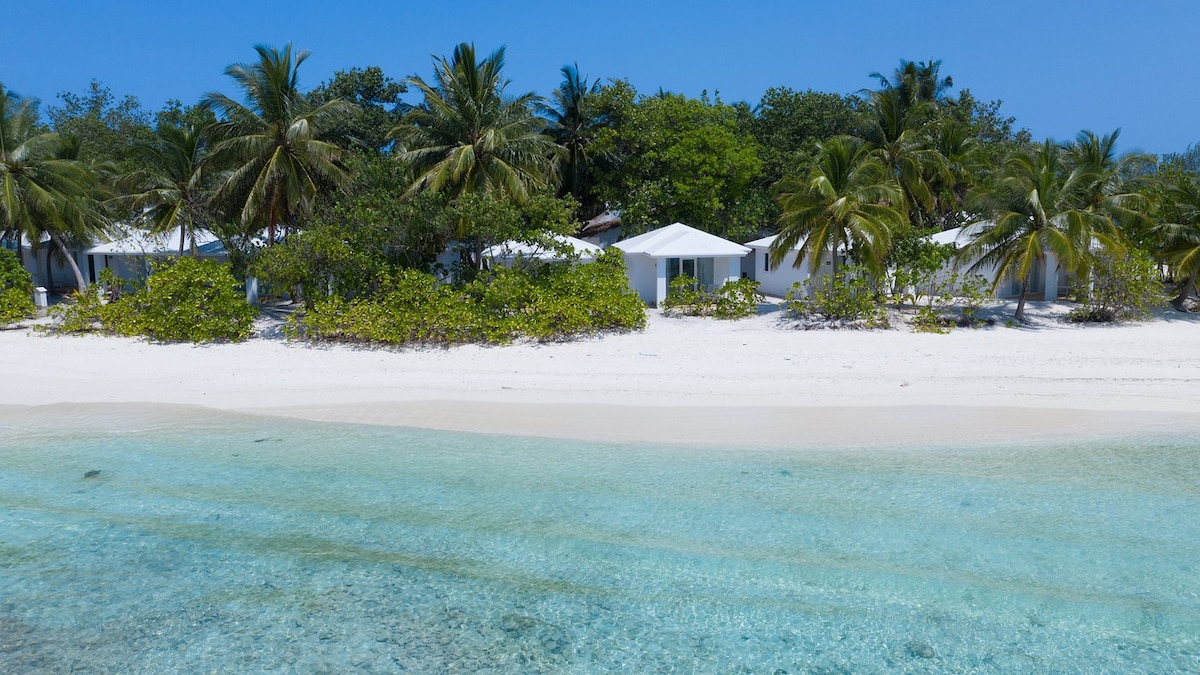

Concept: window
[[764, 252, 770, 271]]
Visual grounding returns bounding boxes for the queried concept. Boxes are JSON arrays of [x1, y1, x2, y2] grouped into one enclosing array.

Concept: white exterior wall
[[714, 256, 740, 287], [621, 252, 660, 305], [936, 252, 1066, 300], [751, 246, 827, 298], [623, 253, 745, 306], [19, 246, 86, 290]]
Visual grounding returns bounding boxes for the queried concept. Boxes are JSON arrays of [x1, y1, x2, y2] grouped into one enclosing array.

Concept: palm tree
[[122, 122, 211, 256], [392, 43, 558, 203], [771, 136, 906, 289], [861, 87, 948, 228], [870, 59, 953, 117], [927, 118, 987, 228], [962, 139, 1122, 322], [0, 84, 104, 291], [1152, 174, 1200, 309], [1067, 129, 1153, 225], [202, 44, 355, 244], [542, 63, 606, 216]]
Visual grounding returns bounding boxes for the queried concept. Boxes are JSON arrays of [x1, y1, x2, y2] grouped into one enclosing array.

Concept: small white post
[[246, 277, 260, 306]]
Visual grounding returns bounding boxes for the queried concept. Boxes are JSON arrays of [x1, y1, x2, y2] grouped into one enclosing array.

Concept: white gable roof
[[614, 222, 749, 258], [928, 227, 964, 246], [485, 234, 602, 261], [745, 233, 849, 254], [928, 223, 993, 247]]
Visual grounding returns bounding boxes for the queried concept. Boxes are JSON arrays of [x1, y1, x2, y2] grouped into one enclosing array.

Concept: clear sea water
[[1, 408, 1198, 673]]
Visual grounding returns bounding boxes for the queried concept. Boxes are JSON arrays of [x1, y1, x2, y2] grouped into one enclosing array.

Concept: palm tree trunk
[[49, 231, 88, 292], [179, 227, 186, 257], [1014, 276, 1030, 323], [1172, 274, 1195, 311]]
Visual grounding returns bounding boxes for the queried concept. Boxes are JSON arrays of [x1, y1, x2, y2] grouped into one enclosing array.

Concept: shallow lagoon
[[1, 409, 1198, 672]]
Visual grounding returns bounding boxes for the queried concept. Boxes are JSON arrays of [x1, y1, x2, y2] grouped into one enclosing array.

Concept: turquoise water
[[1, 409, 1198, 672]]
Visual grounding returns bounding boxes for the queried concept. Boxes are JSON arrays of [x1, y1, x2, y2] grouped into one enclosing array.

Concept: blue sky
[[7, 1, 1198, 155]]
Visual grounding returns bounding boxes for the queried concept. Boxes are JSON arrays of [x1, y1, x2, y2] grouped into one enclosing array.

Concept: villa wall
[[623, 254, 659, 305], [749, 247, 838, 298]]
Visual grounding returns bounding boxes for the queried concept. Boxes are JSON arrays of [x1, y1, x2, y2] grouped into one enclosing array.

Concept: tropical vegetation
[[1, 44, 1196, 342]]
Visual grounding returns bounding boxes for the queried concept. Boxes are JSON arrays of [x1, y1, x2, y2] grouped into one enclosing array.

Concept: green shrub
[[713, 277, 764, 319], [52, 259, 255, 342], [1069, 250, 1168, 323], [910, 305, 951, 333], [662, 276, 763, 319], [888, 236, 956, 306], [785, 267, 889, 328], [293, 249, 645, 345], [903, 271, 991, 331], [0, 248, 35, 325]]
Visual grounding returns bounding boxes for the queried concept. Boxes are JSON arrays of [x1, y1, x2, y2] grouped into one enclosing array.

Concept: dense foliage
[[52, 258, 255, 342], [1068, 251, 1167, 323], [784, 267, 889, 329], [0, 248, 35, 325], [293, 249, 644, 344]]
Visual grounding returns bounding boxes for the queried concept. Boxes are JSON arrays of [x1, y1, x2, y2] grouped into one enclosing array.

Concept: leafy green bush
[[888, 235, 956, 306], [293, 249, 645, 345], [0, 248, 35, 325], [785, 267, 889, 328], [661, 275, 763, 319], [1068, 250, 1168, 323], [52, 259, 255, 342], [902, 271, 992, 331], [250, 224, 374, 307]]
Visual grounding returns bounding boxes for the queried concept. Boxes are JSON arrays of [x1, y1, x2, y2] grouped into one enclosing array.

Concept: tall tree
[[122, 122, 212, 256], [1151, 173, 1200, 309], [46, 81, 154, 171], [962, 139, 1123, 322], [870, 58, 953, 122], [309, 66, 406, 154], [861, 87, 947, 227], [770, 136, 905, 287], [750, 87, 861, 183], [543, 63, 606, 218], [392, 43, 557, 202], [0, 84, 105, 291], [202, 44, 356, 244], [591, 83, 766, 241]]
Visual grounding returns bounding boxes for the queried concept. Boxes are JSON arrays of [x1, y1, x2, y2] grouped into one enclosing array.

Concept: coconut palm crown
[[962, 139, 1125, 322], [770, 135, 906, 285], [392, 43, 559, 203], [1, 84, 105, 291], [202, 44, 356, 243]]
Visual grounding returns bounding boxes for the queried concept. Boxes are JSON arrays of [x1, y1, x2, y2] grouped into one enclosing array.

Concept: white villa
[[930, 224, 1070, 299], [743, 235, 845, 298], [613, 222, 750, 306], [86, 227, 229, 285]]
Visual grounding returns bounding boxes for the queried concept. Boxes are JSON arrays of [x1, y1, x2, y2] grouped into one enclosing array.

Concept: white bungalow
[[929, 224, 1069, 299], [613, 222, 750, 306], [743, 235, 846, 298], [484, 235, 602, 268], [85, 227, 228, 285]]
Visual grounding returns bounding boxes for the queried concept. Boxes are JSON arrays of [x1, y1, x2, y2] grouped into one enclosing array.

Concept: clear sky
[[6, 0, 1198, 155]]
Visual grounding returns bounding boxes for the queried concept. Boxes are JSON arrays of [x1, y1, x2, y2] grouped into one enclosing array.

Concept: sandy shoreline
[[3, 304, 1199, 447]]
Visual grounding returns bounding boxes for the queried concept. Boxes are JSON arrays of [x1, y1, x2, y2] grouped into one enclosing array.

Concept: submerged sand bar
[[3, 309, 1199, 446]]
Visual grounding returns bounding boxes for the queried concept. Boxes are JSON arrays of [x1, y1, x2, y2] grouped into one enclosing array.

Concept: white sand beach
[[3, 303, 1199, 447]]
